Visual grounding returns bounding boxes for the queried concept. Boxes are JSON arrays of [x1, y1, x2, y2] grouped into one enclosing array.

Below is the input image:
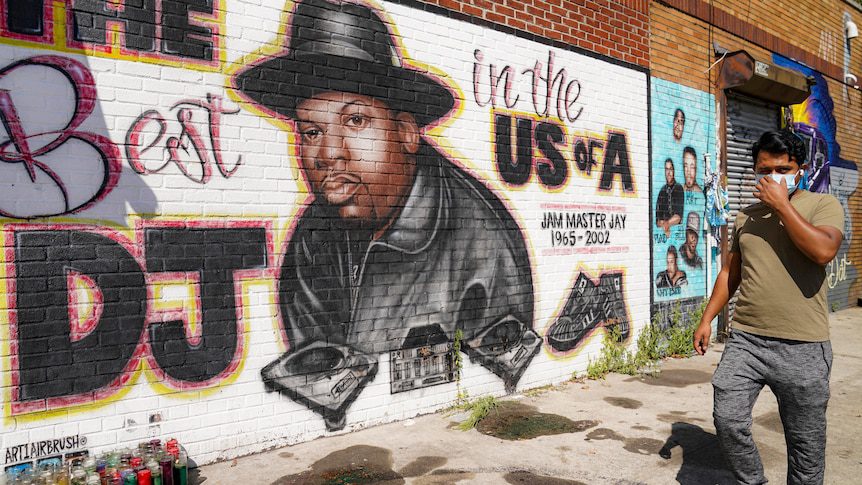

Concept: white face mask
[[755, 171, 801, 195]]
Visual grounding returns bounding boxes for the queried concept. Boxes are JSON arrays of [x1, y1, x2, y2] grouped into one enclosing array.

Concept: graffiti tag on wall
[[126, 93, 243, 183], [0, 55, 122, 218], [5, 221, 270, 414], [0, 0, 224, 69]]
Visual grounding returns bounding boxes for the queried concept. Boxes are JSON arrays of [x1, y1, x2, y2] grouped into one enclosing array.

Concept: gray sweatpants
[[711, 329, 832, 485]]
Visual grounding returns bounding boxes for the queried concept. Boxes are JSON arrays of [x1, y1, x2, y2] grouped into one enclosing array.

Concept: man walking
[[693, 129, 844, 484]]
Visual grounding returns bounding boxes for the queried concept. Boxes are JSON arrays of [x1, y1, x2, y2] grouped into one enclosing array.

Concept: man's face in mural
[[685, 229, 698, 250], [295, 92, 420, 230], [683, 151, 697, 187], [673, 109, 685, 141], [666, 250, 678, 274], [665, 160, 676, 186]]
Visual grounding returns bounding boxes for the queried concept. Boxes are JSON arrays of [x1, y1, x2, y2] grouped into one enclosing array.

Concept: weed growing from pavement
[[585, 299, 707, 380], [455, 395, 500, 431]]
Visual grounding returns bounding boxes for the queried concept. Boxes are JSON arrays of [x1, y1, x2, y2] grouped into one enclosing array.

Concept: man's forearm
[[774, 202, 841, 265]]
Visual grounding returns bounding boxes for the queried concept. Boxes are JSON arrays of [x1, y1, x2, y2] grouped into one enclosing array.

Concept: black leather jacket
[[278, 142, 534, 354]]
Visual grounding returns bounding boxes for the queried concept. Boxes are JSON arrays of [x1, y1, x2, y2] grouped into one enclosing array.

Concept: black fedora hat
[[234, 0, 455, 127]]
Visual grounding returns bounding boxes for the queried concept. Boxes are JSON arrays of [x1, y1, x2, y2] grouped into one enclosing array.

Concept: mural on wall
[[650, 79, 715, 327], [773, 54, 858, 309], [233, 0, 539, 431], [231, 0, 645, 431], [0, 0, 650, 453]]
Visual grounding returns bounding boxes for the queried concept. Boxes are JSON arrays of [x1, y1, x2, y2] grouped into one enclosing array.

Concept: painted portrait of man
[[679, 212, 703, 269], [683, 146, 702, 193], [655, 245, 688, 289], [673, 108, 685, 142], [656, 158, 684, 235], [233, 0, 538, 430]]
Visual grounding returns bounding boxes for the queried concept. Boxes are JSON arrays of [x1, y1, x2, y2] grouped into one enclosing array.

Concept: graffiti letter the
[[71, 0, 158, 53]]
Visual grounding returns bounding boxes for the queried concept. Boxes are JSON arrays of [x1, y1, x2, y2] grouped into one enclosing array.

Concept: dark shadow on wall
[[659, 422, 736, 485]]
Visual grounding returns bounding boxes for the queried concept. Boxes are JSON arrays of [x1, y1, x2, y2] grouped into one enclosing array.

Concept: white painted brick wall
[[0, 0, 679, 468]]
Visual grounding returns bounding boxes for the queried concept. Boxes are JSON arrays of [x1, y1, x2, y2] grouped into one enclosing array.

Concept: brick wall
[[421, 0, 650, 66], [0, 0, 652, 467]]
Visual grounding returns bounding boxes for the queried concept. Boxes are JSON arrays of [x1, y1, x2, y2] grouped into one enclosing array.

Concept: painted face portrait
[[665, 160, 676, 186], [686, 229, 698, 248], [684, 150, 697, 187], [296, 92, 419, 229], [666, 250, 678, 274], [673, 109, 685, 141]]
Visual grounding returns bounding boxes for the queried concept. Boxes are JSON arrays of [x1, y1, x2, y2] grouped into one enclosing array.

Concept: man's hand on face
[[754, 174, 791, 211]]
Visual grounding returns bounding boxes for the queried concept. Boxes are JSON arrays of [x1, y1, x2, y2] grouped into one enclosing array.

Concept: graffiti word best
[[4, 435, 86, 464], [0, 56, 122, 219], [493, 111, 633, 191], [827, 253, 852, 289], [126, 94, 242, 184], [473, 49, 583, 122], [1, 0, 220, 66]]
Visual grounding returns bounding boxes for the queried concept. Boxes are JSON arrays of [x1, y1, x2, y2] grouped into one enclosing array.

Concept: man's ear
[[395, 112, 420, 155]]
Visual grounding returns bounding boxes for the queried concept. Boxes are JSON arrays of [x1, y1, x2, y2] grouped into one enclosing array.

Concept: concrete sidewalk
[[199, 308, 862, 484]]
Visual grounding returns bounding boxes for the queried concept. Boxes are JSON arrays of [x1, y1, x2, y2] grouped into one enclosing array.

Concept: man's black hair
[[751, 129, 807, 167], [665, 158, 674, 169], [674, 108, 685, 122], [667, 245, 678, 258], [683, 146, 696, 160]]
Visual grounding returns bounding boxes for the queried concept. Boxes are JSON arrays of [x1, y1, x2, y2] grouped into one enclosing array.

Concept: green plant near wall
[[455, 395, 499, 431], [586, 325, 639, 378], [633, 315, 663, 368], [584, 298, 707, 380], [664, 300, 706, 357]]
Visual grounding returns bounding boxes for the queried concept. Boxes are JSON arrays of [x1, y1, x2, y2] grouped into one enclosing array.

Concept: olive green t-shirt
[[730, 190, 845, 342]]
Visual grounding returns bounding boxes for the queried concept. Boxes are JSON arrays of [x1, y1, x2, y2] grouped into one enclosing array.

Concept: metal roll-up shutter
[[725, 93, 780, 319]]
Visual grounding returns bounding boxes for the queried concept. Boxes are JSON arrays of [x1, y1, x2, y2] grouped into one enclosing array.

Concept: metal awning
[[718, 50, 812, 105]]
